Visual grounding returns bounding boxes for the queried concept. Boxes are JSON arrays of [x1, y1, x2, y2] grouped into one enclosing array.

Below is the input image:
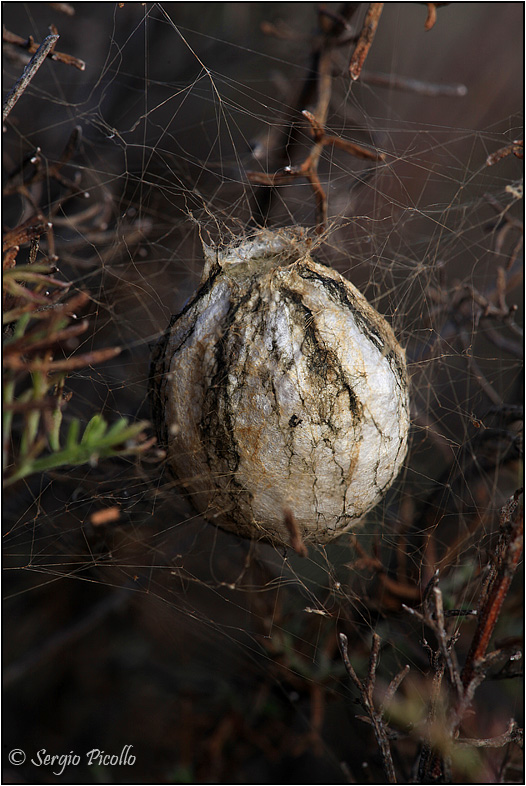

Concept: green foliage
[[3, 247, 154, 488], [4, 413, 150, 487]]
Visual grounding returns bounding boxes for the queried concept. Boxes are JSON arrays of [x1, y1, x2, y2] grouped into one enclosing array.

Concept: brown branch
[[349, 535, 421, 605], [2, 215, 52, 251], [3, 27, 86, 71], [460, 490, 523, 690], [424, 3, 438, 30], [48, 3, 76, 15], [421, 3, 449, 31], [349, 3, 384, 81], [90, 506, 122, 526], [3, 33, 59, 122], [3, 346, 121, 373], [457, 720, 523, 749], [3, 246, 19, 270], [486, 140, 523, 167], [248, 4, 362, 229], [247, 108, 383, 233], [259, 20, 305, 41], [339, 632, 398, 784]]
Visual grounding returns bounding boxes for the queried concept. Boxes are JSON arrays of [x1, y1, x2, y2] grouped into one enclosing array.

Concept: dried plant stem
[[402, 492, 524, 781], [3, 27, 85, 71], [486, 139, 523, 167], [4, 346, 121, 374], [248, 4, 369, 231], [457, 720, 522, 749], [460, 491, 523, 691], [349, 3, 384, 81], [339, 632, 398, 784], [3, 33, 59, 122]]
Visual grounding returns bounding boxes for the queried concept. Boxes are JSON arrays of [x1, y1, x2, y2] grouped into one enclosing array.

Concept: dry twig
[[460, 490, 523, 692], [339, 632, 402, 784], [3, 26, 86, 71], [248, 109, 383, 232], [349, 3, 384, 81], [486, 139, 523, 167], [3, 33, 59, 122], [422, 3, 450, 31], [248, 4, 383, 232]]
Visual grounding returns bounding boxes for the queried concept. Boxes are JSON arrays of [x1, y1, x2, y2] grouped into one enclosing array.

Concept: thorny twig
[[3, 33, 59, 122]]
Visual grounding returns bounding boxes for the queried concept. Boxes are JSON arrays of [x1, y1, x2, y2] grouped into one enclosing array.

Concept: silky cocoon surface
[[150, 229, 410, 546]]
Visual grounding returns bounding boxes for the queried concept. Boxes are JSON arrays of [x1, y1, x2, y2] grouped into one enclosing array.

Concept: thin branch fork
[[4, 126, 85, 199], [456, 719, 523, 749], [248, 4, 387, 232], [339, 632, 403, 784], [247, 109, 384, 233], [405, 573, 464, 698]]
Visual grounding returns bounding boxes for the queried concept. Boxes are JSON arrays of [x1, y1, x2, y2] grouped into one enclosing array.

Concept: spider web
[[3, 3, 523, 784]]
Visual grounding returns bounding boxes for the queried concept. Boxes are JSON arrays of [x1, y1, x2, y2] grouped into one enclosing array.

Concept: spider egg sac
[[149, 228, 410, 547]]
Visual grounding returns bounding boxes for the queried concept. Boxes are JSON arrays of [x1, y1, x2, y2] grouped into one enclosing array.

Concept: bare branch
[[3, 27, 86, 71], [339, 632, 398, 784], [3, 33, 59, 122], [349, 4, 384, 81], [461, 491, 524, 691]]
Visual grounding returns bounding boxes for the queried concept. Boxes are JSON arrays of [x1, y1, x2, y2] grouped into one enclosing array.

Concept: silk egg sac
[[149, 228, 410, 548]]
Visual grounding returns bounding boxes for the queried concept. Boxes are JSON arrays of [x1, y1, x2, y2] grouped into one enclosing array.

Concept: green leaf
[[3, 415, 150, 487]]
